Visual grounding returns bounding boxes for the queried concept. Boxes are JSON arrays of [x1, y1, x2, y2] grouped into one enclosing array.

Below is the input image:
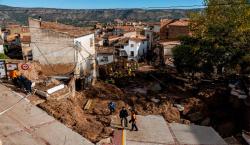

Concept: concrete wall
[[29, 19, 76, 64], [74, 34, 96, 79]]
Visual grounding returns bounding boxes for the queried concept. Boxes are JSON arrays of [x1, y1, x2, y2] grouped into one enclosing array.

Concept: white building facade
[[121, 38, 148, 61]]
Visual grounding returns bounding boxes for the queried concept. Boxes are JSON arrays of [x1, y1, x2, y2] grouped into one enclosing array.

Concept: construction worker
[[9, 70, 30, 93], [129, 110, 138, 131], [128, 68, 132, 77], [119, 107, 128, 127], [108, 101, 116, 114], [9, 69, 20, 85], [17, 73, 32, 93]]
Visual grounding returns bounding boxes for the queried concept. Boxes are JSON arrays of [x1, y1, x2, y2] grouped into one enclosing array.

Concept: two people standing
[[119, 106, 138, 131]]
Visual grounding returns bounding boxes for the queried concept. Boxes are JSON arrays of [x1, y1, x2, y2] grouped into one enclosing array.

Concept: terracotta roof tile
[[169, 20, 189, 26], [160, 19, 175, 27], [96, 47, 114, 54], [41, 21, 93, 37], [114, 26, 136, 32]]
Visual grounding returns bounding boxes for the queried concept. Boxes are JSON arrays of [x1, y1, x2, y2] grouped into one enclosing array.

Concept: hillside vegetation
[[0, 5, 200, 27]]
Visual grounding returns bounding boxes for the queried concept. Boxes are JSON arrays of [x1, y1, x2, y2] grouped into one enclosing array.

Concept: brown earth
[[39, 63, 76, 76], [38, 81, 182, 143]]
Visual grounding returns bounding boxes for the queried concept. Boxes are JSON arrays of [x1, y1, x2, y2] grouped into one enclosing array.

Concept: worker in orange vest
[[9, 69, 20, 84], [129, 110, 138, 131]]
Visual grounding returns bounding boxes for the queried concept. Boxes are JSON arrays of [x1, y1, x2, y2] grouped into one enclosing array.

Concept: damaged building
[[28, 18, 97, 87]]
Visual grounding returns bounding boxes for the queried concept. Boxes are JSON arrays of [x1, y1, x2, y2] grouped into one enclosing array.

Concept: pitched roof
[[114, 26, 136, 32], [160, 19, 175, 27], [96, 47, 115, 54], [129, 36, 147, 42], [169, 19, 189, 27], [40, 21, 93, 38]]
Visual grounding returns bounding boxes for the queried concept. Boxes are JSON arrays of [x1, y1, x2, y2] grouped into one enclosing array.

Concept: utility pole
[[92, 49, 97, 86]]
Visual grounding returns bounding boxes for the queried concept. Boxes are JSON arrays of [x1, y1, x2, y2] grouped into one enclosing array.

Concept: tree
[[0, 53, 8, 59], [173, 0, 250, 76]]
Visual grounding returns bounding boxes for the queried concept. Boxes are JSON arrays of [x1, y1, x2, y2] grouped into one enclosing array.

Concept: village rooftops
[[114, 25, 136, 32], [147, 22, 160, 26], [31, 18, 93, 38], [96, 46, 115, 54], [129, 36, 147, 42], [160, 19, 175, 27], [168, 19, 189, 27], [114, 37, 129, 46]]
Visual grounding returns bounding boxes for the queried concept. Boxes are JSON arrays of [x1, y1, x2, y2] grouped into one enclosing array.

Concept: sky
[[0, 0, 204, 9]]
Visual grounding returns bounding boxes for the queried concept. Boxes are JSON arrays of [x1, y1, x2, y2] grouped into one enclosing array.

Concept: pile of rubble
[[39, 82, 126, 143]]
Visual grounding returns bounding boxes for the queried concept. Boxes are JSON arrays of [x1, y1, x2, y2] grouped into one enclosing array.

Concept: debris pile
[[39, 82, 126, 143], [34, 78, 70, 100]]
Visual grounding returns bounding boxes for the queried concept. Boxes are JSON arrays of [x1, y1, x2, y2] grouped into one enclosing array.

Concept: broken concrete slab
[[0, 84, 94, 145], [170, 123, 227, 145], [36, 86, 70, 100], [111, 115, 227, 145], [47, 84, 64, 94], [126, 115, 175, 145]]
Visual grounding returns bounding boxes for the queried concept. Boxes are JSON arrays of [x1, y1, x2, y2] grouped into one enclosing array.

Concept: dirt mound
[[39, 63, 75, 76], [181, 97, 206, 115], [39, 85, 127, 143], [18, 62, 41, 80], [162, 106, 181, 123], [39, 92, 116, 143], [85, 81, 125, 100]]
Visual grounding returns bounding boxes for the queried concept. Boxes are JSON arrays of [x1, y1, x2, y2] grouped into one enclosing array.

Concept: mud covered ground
[[38, 69, 249, 144]]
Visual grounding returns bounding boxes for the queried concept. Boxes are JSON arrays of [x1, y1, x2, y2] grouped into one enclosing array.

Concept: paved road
[[111, 115, 227, 145], [0, 84, 93, 145]]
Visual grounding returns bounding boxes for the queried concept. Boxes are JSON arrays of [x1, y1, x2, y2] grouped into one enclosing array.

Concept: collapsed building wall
[[29, 19, 75, 64]]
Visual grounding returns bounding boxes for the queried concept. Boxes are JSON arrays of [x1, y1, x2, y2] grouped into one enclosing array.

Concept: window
[[101, 56, 108, 62], [90, 38, 94, 47], [130, 44, 134, 47], [130, 51, 134, 57]]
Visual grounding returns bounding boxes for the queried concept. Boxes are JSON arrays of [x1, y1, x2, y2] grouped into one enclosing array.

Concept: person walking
[[130, 110, 138, 131], [108, 101, 116, 114], [119, 107, 128, 127]]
